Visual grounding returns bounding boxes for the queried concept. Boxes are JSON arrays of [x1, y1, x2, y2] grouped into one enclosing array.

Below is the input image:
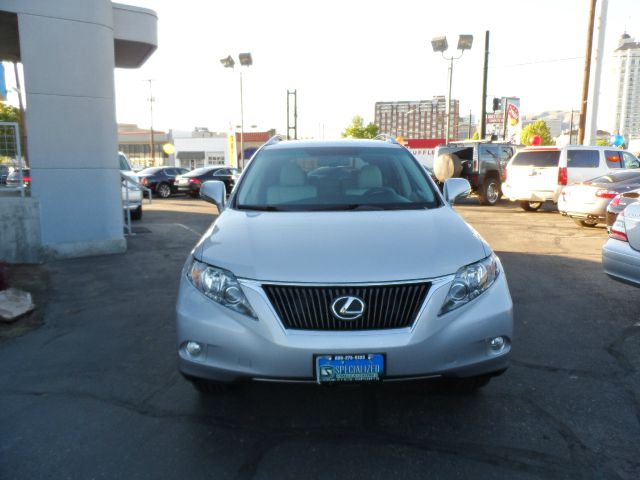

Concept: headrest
[[357, 165, 383, 189], [279, 163, 306, 186]]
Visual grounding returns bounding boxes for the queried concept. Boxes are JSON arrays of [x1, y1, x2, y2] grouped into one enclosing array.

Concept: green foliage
[[520, 120, 554, 146], [471, 131, 480, 141], [595, 138, 609, 146], [0, 103, 20, 123], [342, 115, 380, 139]]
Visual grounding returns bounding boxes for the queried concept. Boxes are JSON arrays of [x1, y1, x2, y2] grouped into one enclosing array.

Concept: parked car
[[502, 146, 640, 211], [558, 170, 640, 227], [602, 202, 640, 287], [5, 168, 30, 189], [174, 166, 240, 197], [137, 166, 190, 198], [176, 137, 513, 394], [0, 165, 10, 185], [606, 188, 640, 229], [432, 141, 517, 205], [119, 152, 142, 221]]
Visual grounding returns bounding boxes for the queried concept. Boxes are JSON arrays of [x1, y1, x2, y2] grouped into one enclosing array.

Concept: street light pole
[[431, 35, 473, 144], [239, 70, 244, 170], [220, 53, 252, 170]]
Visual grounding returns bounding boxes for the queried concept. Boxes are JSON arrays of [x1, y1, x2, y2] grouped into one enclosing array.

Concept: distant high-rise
[[613, 33, 640, 139], [374, 97, 457, 139]]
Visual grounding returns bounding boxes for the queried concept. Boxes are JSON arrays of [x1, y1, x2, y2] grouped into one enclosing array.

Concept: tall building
[[374, 97, 457, 139], [613, 33, 640, 140]]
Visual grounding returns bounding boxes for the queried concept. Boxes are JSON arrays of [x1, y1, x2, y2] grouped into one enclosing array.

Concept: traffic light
[[492, 98, 502, 112]]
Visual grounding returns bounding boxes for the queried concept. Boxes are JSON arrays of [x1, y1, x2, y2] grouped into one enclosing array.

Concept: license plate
[[315, 353, 384, 384]]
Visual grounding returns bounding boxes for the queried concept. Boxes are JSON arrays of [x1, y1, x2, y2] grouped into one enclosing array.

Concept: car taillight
[[189, 178, 201, 184], [609, 211, 628, 242], [141, 177, 148, 185], [610, 195, 621, 207], [557, 167, 567, 186], [595, 189, 618, 199], [24, 176, 31, 185]]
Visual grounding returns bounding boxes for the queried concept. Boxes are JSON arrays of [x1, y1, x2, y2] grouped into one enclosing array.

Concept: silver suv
[[176, 137, 513, 393]]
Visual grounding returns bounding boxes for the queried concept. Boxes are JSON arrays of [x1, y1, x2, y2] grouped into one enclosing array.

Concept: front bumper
[[176, 268, 514, 383], [602, 239, 640, 287], [502, 183, 561, 203]]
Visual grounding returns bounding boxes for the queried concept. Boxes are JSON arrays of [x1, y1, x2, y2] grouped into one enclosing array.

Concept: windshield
[[511, 150, 560, 167], [234, 145, 440, 211]]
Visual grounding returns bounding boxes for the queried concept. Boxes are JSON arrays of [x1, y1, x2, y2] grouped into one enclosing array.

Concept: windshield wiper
[[310, 204, 387, 211], [238, 204, 282, 211]]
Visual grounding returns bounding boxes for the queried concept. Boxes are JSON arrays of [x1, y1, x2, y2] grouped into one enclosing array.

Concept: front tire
[[157, 183, 171, 198], [130, 205, 142, 221], [574, 218, 598, 228], [478, 178, 501, 206], [519, 201, 542, 212]]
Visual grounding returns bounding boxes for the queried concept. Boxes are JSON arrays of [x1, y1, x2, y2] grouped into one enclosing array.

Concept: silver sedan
[[558, 170, 640, 227], [602, 202, 640, 287]]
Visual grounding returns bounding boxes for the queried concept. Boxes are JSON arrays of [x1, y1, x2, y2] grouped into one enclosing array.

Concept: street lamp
[[220, 52, 253, 169], [431, 34, 473, 143]]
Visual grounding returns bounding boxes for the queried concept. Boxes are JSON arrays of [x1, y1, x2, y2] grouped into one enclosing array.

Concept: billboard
[[505, 99, 521, 145]]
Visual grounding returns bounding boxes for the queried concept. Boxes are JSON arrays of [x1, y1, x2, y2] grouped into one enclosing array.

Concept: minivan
[[502, 146, 640, 211]]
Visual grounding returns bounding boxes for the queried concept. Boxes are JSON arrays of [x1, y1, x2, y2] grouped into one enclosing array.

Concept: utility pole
[[146, 79, 155, 166], [578, 0, 597, 145], [468, 110, 473, 138], [585, 0, 608, 145], [480, 31, 490, 140], [569, 109, 575, 144], [287, 90, 297, 140]]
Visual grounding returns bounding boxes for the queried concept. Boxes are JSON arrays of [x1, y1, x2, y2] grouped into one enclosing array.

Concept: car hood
[[195, 207, 488, 283]]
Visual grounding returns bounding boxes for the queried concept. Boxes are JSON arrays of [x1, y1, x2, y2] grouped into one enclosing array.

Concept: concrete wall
[[0, 0, 156, 261], [0, 197, 42, 263]]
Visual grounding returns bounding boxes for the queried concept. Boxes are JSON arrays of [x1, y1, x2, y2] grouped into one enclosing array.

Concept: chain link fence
[[0, 121, 25, 196]]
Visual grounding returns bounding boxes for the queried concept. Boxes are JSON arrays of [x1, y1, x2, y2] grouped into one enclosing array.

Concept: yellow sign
[[228, 135, 236, 167], [162, 143, 175, 155]]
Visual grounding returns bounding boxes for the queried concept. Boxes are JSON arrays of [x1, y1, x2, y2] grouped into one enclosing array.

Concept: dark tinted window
[[479, 145, 500, 161], [567, 149, 599, 168], [511, 150, 560, 167], [605, 151, 622, 168], [186, 167, 214, 177], [214, 169, 230, 176]]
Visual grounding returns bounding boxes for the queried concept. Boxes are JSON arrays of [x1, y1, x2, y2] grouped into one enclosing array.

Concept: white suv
[[502, 146, 640, 211], [119, 152, 143, 220]]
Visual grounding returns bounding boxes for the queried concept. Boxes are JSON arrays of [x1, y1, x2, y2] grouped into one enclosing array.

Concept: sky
[[4, 0, 639, 139]]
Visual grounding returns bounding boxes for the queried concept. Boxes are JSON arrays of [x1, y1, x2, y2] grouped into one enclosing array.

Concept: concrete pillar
[[15, 0, 124, 258]]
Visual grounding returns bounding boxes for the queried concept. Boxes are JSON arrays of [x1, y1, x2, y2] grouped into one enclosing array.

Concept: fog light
[[489, 336, 505, 351], [186, 341, 203, 356]]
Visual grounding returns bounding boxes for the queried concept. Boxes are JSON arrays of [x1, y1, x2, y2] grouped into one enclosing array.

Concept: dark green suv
[[433, 142, 517, 205]]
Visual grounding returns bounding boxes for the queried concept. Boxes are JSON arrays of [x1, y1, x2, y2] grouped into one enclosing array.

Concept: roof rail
[[374, 134, 399, 144], [264, 134, 287, 146]]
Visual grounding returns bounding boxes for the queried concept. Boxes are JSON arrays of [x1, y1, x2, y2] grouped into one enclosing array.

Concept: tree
[[520, 120, 554, 146], [342, 115, 379, 139], [471, 131, 480, 141], [595, 138, 608, 146], [0, 103, 20, 123]]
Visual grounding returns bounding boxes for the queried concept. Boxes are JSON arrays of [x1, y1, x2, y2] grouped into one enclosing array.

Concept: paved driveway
[[1, 198, 638, 479]]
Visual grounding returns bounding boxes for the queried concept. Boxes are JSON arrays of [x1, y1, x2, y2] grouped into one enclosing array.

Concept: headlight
[[188, 259, 257, 318], [439, 254, 499, 315]]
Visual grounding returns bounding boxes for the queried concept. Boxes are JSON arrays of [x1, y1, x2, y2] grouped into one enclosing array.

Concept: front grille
[[263, 283, 430, 331]]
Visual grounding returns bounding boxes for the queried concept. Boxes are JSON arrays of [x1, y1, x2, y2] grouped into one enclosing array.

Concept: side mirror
[[443, 178, 471, 204], [200, 180, 226, 212]]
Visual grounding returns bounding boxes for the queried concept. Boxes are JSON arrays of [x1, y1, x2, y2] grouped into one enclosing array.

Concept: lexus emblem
[[331, 296, 365, 321]]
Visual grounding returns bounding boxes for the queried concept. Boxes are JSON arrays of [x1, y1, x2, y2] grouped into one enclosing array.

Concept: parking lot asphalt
[[1, 196, 639, 479]]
